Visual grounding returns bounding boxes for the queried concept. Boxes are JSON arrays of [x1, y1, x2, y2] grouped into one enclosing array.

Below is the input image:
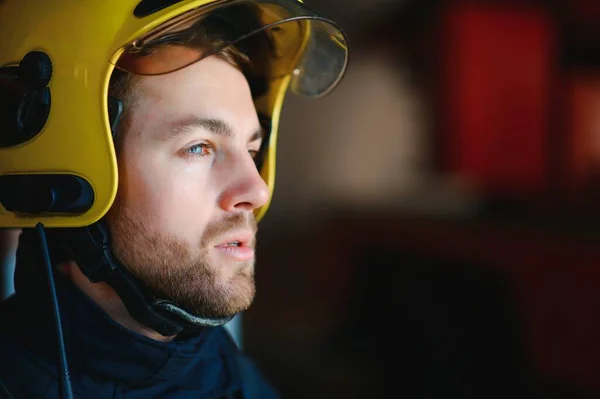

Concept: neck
[[57, 261, 176, 343]]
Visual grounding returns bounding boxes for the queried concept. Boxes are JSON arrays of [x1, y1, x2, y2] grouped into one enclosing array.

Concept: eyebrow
[[160, 117, 265, 143]]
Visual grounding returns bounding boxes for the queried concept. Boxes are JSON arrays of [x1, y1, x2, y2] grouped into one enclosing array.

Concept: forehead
[[134, 55, 258, 128]]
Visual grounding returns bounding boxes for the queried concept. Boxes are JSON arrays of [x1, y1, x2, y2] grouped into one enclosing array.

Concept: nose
[[218, 152, 270, 212]]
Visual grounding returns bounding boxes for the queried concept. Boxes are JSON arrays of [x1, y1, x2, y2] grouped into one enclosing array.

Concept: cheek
[[119, 148, 215, 236]]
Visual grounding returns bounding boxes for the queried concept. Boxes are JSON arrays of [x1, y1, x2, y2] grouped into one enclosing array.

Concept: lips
[[214, 231, 254, 248], [214, 231, 255, 261]]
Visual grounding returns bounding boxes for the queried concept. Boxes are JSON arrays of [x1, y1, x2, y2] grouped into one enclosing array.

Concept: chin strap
[[56, 222, 233, 336]]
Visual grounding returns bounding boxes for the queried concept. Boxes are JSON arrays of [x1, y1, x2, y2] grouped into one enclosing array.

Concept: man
[[0, 0, 348, 397]]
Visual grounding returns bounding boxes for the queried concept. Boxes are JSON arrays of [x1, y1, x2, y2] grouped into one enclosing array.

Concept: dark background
[[5, 0, 600, 397], [246, 0, 600, 398]]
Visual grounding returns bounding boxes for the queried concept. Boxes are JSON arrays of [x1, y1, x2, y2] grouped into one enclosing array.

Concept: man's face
[[105, 55, 270, 320]]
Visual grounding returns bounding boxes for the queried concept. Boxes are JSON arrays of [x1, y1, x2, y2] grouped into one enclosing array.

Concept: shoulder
[[0, 336, 56, 398], [0, 296, 57, 398], [213, 327, 281, 399]]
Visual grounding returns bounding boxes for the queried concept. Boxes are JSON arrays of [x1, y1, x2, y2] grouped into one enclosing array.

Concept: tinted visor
[[113, 0, 349, 98]]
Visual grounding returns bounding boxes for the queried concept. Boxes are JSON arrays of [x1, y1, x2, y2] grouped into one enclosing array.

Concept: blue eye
[[189, 145, 204, 154], [186, 143, 212, 159]]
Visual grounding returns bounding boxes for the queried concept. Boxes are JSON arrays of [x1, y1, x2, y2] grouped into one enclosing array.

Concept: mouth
[[214, 232, 255, 261], [219, 241, 244, 247]]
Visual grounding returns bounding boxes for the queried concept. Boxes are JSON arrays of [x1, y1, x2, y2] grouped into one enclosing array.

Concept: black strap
[[105, 261, 182, 336]]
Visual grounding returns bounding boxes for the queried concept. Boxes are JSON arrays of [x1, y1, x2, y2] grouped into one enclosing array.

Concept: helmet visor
[[112, 0, 349, 98]]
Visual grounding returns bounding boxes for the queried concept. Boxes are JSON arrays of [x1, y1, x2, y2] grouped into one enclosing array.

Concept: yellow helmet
[[0, 0, 349, 228]]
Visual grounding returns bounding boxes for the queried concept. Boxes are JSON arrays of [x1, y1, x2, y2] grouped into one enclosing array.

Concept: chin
[[226, 275, 256, 310]]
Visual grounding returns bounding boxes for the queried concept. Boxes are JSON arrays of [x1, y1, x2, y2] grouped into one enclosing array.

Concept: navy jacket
[[0, 260, 280, 399]]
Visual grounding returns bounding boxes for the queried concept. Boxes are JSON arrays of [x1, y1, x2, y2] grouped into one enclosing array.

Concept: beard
[[105, 200, 257, 320]]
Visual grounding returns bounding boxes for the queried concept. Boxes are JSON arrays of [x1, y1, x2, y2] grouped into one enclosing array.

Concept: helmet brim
[[112, 0, 349, 98]]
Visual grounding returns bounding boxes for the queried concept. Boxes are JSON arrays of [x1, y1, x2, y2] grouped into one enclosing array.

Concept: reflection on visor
[[113, 0, 349, 98]]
